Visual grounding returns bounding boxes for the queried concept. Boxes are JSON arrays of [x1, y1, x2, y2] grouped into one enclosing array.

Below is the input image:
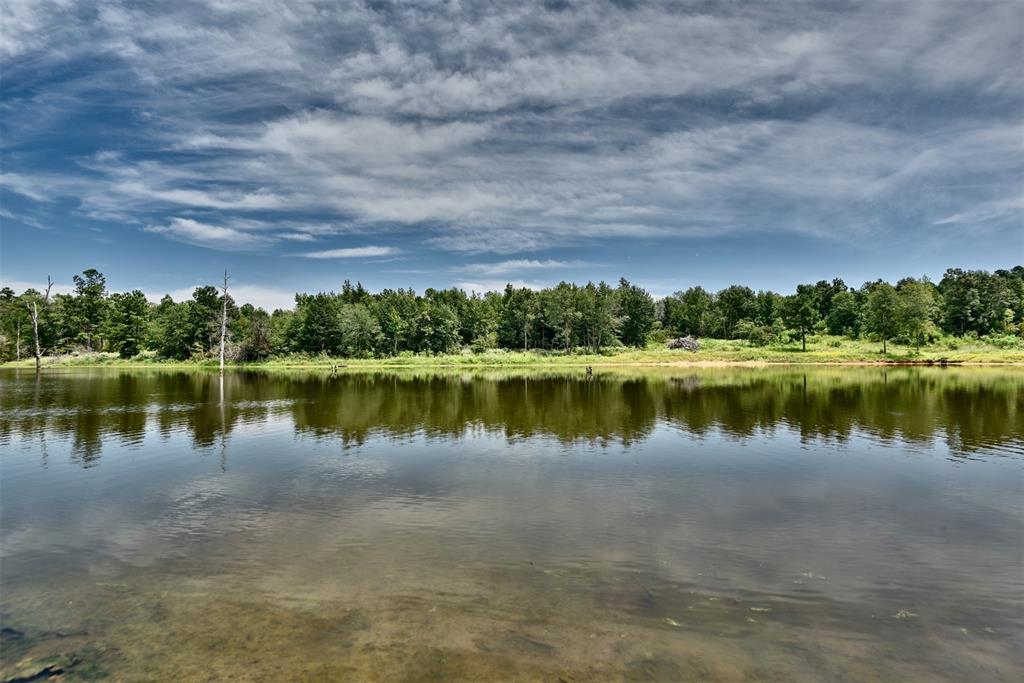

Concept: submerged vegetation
[[2, 265, 1023, 366]]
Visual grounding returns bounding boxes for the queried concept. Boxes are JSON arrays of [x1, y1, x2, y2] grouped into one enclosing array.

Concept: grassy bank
[[4, 336, 1023, 369]]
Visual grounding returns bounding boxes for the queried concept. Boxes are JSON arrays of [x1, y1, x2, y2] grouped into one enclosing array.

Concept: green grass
[[4, 335, 1023, 369]]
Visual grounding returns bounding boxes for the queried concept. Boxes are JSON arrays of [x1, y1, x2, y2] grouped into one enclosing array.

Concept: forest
[[1, 266, 1022, 363]]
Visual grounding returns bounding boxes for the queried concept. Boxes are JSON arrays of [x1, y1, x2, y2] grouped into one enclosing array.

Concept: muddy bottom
[[3, 557, 1019, 682]]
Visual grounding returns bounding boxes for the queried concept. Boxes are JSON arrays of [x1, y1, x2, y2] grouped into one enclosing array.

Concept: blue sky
[[1, 1, 1021, 310]]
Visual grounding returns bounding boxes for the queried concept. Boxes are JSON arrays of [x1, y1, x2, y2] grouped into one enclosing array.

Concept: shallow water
[[1, 367, 1022, 681]]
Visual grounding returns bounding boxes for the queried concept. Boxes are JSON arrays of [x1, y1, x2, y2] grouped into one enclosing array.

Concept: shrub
[[985, 334, 1024, 349], [745, 324, 781, 347], [471, 332, 498, 354]]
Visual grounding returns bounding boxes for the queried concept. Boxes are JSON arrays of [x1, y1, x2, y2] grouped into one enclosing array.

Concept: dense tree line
[[1, 266, 1021, 362]]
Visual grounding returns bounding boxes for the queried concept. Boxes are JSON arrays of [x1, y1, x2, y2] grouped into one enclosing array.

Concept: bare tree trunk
[[219, 373, 227, 472], [32, 303, 40, 370], [15, 319, 21, 361], [220, 270, 229, 374], [27, 276, 53, 373]]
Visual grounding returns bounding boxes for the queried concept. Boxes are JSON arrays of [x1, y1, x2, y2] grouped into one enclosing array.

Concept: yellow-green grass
[[4, 336, 1023, 369]]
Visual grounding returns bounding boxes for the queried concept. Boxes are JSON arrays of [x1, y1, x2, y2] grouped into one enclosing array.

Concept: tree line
[[1, 266, 1021, 362]]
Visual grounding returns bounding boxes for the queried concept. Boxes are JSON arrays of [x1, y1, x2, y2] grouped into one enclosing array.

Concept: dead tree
[[219, 270, 229, 373], [26, 276, 53, 372]]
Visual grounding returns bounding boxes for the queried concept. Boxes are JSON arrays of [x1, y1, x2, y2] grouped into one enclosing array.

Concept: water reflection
[[1, 368, 1022, 681], [2, 368, 1021, 465]]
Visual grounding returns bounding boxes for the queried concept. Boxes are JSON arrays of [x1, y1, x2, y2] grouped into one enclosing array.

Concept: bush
[[470, 332, 498, 354], [985, 334, 1024, 349], [734, 319, 757, 341], [744, 324, 781, 347]]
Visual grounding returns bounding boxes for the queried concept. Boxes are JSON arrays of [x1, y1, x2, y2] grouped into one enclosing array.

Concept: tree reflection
[[0, 368, 1020, 467]]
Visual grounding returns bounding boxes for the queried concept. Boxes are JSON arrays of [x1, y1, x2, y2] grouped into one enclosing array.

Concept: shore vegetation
[[2, 265, 1022, 367]]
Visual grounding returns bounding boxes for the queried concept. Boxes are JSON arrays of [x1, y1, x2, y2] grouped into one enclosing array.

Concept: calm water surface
[[1, 367, 1022, 681]]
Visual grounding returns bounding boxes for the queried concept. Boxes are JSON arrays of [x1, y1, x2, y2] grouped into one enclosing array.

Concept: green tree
[[150, 296, 193, 359], [340, 279, 370, 305], [372, 288, 418, 355], [467, 292, 501, 350], [898, 279, 938, 349], [44, 293, 76, 353], [585, 282, 618, 352], [239, 309, 273, 361], [754, 290, 784, 327], [616, 278, 655, 347], [416, 300, 460, 353], [498, 285, 536, 350], [295, 293, 342, 354], [0, 287, 31, 361], [716, 285, 757, 339], [825, 290, 861, 337], [543, 282, 581, 351], [864, 282, 901, 353], [188, 285, 228, 355], [269, 309, 297, 355], [106, 290, 151, 358], [814, 278, 848, 320], [339, 303, 382, 357], [939, 268, 1018, 336], [664, 286, 713, 337], [71, 269, 108, 351], [783, 284, 820, 351]]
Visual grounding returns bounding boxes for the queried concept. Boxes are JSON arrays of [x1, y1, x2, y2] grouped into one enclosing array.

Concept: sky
[[1, 0, 1022, 310]]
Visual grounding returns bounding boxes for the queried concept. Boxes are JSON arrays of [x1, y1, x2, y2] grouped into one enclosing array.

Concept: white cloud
[[0, 208, 47, 229], [251, 112, 491, 164], [144, 217, 276, 250], [0, 0, 67, 59], [148, 283, 296, 312], [297, 246, 396, 259], [2, 0, 1021, 259], [0, 173, 49, 201], [276, 232, 316, 242], [0, 278, 74, 296], [112, 182, 286, 211], [934, 195, 1024, 226], [462, 259, 587, 276], [454, 279, 549, 293]]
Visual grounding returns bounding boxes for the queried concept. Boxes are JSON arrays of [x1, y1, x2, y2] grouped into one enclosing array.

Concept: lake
[[1, 367, 1021, 681]]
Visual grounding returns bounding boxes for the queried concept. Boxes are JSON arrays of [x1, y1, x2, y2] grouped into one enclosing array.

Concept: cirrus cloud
[[144, 217, 277, 250], [297, 246, 397, 259], [1, 0, 1021, 282]]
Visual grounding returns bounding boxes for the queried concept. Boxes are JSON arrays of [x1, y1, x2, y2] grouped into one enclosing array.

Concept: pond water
[[1, 367, 1022, 681]]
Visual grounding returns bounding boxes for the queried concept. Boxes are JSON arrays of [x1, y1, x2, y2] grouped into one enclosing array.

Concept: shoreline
[[4, 355, 1024, 371]]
